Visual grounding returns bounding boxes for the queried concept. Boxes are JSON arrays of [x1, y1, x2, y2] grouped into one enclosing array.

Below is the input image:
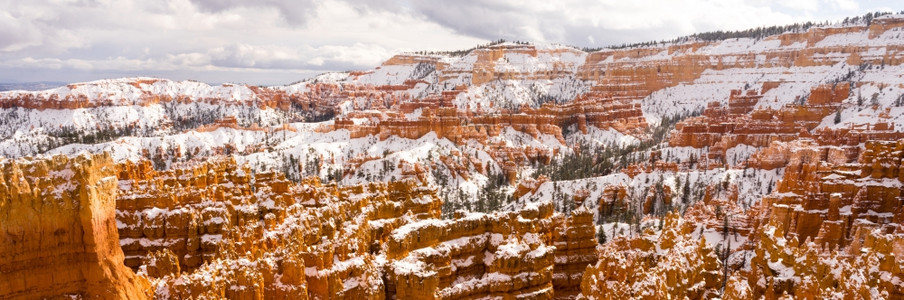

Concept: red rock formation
[[757, 140, 902, 249], [597, 184, 630, 218], [385, 206, 558, 299], [670, 83, 848, 152], [109, 157, 602, 299], [550, 209, 598, 299], [580, 213, 723, 299], [124, 160, 442, 298], [0, 154, 150, 299], [735, 222, 904, 299], [513, 176, 549, 200], [384, 203, 597, 299], [5, 15, 904, 300]]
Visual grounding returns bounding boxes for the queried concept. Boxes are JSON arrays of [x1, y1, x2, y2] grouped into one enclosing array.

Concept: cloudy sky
[[0, 0, 899, 85]]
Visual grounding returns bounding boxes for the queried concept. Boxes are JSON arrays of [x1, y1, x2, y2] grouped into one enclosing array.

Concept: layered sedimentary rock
[[709, 136, 904, 298], [580, 213, 723, 299], [384, 204, 598, 299], [115, 157, 441, 298], [576, 122, 904, 299], [385, 205, 558, 299], [108, 157, 599, 299], [669, 84, 848, 156], [730, 222, 904, 299], [0, 78, 344, 116], [550, 209, 599, 299], [757, 139, 903, 250], [0, 153, 150, 299]]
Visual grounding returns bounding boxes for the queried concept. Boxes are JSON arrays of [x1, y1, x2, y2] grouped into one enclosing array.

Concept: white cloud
[[829, 0, 859, 11], [774, 0, 821, 12]]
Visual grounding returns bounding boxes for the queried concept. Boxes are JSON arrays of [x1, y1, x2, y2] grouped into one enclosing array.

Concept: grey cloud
[[408, 1, 714, 47], [352, 0, 678, 47], [181, 42, 389, 71], [0, 16, 38, 51], [393, 0, 864, 47], [409, 1, 535, 41], [341, 0, 403, 14], [188, 0, 319, 25]]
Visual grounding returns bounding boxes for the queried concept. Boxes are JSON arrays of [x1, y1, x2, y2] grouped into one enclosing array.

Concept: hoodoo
[[0, 153, 150, 299]]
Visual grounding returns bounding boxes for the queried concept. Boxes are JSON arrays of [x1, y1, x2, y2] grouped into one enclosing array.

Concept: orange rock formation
[[0, 153, 150, 299], [102, 157, 599, 299]]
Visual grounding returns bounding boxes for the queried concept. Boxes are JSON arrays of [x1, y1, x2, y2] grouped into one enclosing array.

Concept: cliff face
[[3, 15, 904, 190], [0, 153, 149, 299], [657, 136, 904, 299], [579, 209, 904, 300], [668, 83, 851, 168], [732, 222, 904, 299]]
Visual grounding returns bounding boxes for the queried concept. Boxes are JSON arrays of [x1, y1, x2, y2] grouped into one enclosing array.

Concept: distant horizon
[[1, 1, 900, 86]]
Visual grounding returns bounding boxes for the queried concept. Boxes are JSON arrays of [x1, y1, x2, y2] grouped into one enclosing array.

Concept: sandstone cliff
[[0, 153, 150, 299]]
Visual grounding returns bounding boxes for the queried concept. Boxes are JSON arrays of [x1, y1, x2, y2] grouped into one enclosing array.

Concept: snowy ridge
[[0, 77, 268, 104]]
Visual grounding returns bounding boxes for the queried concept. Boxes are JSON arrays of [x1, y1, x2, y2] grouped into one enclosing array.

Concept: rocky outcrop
[[697, 137, 904, 298], [550, 209, 598, 299], [579, 213, 723, 299], [0, 153, 150, 299], [384, 203, 598, 299], [579, 210, 904, 299], [113, 157, 599, 299], [0, 78, 340, 116], [6, 13, 904, 300], [385, 206, 557, 299], [734, 222, 904, 299], [114, 157, 441, 299], [757, 140, 902, 251], [669, 83, 848, 152]]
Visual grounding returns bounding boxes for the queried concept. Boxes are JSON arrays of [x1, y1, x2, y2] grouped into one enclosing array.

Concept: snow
[[404, 108, 422, 121], [496, 239, 530, 258], [566, 126, 640, 147], [725, 144, 757, 166], [768, 259, 796, 280], [356, 65, 421, 86], [0, 77, 268, 105], [143, 207, 167, 220], [600, 222, 632, 239]]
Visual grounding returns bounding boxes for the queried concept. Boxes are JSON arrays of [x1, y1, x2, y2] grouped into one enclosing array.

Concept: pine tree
[[682, 175, 691, 204], [597, 226, 608, 244]]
